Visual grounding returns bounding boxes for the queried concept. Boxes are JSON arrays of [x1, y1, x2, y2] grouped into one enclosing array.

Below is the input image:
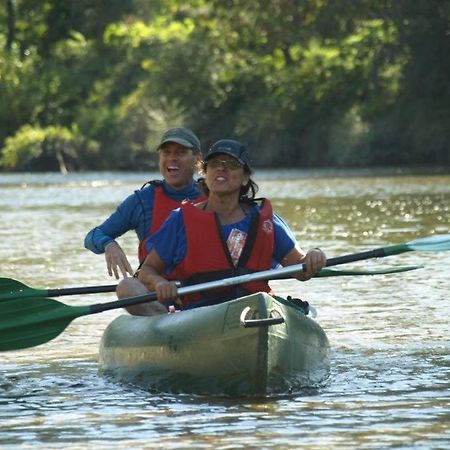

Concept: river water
[[0, 170, 449, 449]]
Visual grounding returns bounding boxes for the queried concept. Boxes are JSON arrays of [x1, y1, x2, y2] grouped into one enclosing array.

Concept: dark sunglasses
[[206, 158, 243, 170]]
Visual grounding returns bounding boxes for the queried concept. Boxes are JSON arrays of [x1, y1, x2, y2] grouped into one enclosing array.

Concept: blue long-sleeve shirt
[[84, 180, 203, 254]]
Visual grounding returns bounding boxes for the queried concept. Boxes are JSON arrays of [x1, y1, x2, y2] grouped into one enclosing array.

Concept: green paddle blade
[[316, 265, 422, 277], [0, 278, 47, 301], [0, 277, 117, 301], [0, 297, 90, 352], [384, 234, 450, 256]]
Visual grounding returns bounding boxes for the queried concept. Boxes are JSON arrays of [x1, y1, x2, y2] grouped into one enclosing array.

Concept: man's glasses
[[206, 158, 243, 170]]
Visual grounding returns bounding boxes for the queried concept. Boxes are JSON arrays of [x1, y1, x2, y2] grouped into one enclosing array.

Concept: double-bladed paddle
[[1, 233, 448, 352], [0, 266, 423, 302]]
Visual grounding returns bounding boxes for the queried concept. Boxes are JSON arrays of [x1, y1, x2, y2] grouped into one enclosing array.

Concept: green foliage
[[0, 124, 96, 172], [0, 45, 45, 141], [0, 0, 448, 171]]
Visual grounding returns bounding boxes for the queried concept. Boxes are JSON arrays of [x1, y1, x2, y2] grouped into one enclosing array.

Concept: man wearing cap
[[133, 139, 326, 314], [84, 128, 204, 289]]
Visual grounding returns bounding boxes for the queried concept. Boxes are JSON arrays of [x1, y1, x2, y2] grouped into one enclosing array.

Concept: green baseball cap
[[157, 127, 201, 153]]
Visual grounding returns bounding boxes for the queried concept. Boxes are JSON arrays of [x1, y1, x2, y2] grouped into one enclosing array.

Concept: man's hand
[[104, 241, 134, 279]]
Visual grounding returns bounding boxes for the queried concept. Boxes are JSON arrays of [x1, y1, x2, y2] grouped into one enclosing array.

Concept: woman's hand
[[154, 280, 179, 303], [300, 249, 327, 280], [282, 247, 327, 281], [138, 249, 181, 304]]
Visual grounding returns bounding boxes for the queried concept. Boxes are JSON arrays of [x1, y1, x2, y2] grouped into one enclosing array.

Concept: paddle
[[0, 265, 421, 302], [1, 233, 448, 352], [301, 234, 448, 278], [2, 263, 317, 352], [324, 234, 450, 265], [273, 233, 450, 279], [315, 265, 421, 277], [0, 278, 117, 301]]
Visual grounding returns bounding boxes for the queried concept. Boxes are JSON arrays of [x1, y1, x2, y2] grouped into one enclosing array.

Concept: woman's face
[[204, 154, 249, 197]]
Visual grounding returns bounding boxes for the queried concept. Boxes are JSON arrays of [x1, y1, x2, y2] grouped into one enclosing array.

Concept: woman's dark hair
[[199, 163, 259, 201], [240, 167, 259, 201]]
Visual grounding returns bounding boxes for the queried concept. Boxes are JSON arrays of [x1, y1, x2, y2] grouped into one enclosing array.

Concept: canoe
[[98, 292, 330, 396]]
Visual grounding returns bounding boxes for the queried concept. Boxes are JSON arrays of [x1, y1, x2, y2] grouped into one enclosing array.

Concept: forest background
[[0, 0, 448, 173]]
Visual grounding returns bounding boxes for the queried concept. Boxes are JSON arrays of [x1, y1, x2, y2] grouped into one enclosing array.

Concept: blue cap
[[205, 139, 251, 168]]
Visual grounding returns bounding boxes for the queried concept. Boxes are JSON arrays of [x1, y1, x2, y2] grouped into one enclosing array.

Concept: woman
[[135, 139, 326, 313]]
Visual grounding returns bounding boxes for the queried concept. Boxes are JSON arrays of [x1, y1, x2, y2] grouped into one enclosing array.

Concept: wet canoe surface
[[99, 293, 330, 396]]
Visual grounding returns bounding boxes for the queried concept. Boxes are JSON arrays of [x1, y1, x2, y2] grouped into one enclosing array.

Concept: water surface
[[1, 170, 449, 449]]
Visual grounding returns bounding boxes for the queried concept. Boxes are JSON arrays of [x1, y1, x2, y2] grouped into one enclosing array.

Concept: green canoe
[[98, 292, 330, 396]]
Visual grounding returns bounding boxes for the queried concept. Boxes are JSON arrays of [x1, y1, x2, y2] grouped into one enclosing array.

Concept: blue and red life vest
[[138, 183, 205, 263], [166, 198, 275, 307]]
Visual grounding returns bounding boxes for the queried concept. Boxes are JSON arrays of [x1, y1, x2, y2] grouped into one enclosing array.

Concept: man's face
[[158, 142, 200, 189]]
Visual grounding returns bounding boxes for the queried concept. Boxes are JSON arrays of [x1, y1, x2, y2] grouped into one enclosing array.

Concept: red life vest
[[167, 199, 275, 307], [138, 184, 205, 263]]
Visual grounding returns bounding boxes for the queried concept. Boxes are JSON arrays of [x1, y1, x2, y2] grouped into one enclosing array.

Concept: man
[[84, 127, 204, 313]]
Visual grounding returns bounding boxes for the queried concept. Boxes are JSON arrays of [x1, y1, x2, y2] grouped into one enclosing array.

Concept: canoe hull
[[98, 293, 330, 396]]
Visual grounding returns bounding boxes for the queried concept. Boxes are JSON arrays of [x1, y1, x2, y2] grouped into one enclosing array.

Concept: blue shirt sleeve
[[84, 180, 203, 255], [84, 187, 154, 254], [272, 212, 296, 263], [146, 209, 187, 273]]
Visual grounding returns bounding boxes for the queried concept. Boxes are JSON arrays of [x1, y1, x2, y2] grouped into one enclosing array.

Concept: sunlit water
[[0, 170, 449, 449]]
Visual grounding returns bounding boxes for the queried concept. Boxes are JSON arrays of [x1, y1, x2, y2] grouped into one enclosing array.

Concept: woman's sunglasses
[[206, 158, 243, 170]]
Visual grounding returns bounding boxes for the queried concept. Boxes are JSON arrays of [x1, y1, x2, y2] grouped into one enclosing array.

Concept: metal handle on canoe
[[240, 306, 285, 328]]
